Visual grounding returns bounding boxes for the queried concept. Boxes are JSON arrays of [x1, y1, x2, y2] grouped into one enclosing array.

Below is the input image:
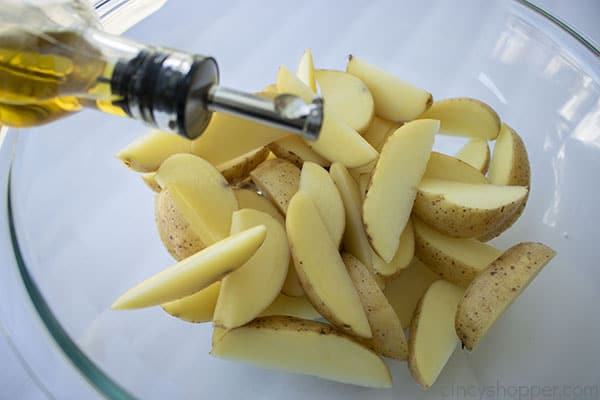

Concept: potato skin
[[480, 126, 531, 241], [455, 242, 556, 350], [413, 190, 524, 238], [413, 218, 501, 287], [250, 158, 301, 215], [218, 147, 269, 184], [155, 189, 204, 261]]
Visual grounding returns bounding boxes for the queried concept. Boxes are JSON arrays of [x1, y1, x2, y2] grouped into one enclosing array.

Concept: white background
[[1, 0, 599, 398]]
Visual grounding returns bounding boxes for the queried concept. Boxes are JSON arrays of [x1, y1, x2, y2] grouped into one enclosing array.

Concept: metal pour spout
[[207, 85, 324, 141]]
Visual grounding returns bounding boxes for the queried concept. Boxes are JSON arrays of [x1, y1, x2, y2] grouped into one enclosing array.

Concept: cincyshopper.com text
[[440, 381, 599, 400]]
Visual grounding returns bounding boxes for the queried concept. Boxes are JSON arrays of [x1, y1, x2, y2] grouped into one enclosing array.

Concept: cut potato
[[111, 225, 267, 310], [413, 218, 502, 287], [418, 98, 501, 140], [456, 242, 555, 350], [423, 151, 488, 184], [329, 163, 372, 271], [456, 138, 490, 174], [296, 49, 316, 93], [299, 162, 345, 246], [286, 191, 372, 338], [216, 147, 269, 184], [250, 158, 300, 215], [211, 316, 391, 388], [141, 172, 161, 193], [362, 116, 401, 151], [261, 83, 278, 93], [116, 130, 191, 172], [190, 112, 288, 166], [281, 266, 305, 297], [384, 258, 439, 328], [371, 218, 415, 277], [233, 189, 283, 225], [363, 120, 438, 262], [277, 65, 378, 168], [343, 253, 408, 360], [156, 154, 239, 245], [213, 210, 289, 329], [315, 69, 374, 133], [358, 173, 370, 200], [414, 179, 528, 238], [409, 280, 464, 388], [268, 135, 329, 168], [480, 124, 531, 241], [161, 281, 220, 323], [346, 55, 432, 121], [154, 186, 204, 260], [259, 295, 321, 320]]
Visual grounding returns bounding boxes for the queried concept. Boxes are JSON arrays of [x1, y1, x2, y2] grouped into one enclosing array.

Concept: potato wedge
[[286, 191, 372, 338], [362, 116, 402, 151], [161, 281, 220, 323], [156, 154, 239, 245], [384, 258, 439, 328], [190, 112, 288, 166], [409, 280, 464, 388], [414, 179, 528, 238], [456, 138, 490, 174], [259, 295, 321, 320], [418, 98, 501, 140], [296, 48, 316, 93], [277, 65, 378, 168], [343, 253, 408, 360], [213, 210, 289, 329], [154, 186, 204, 260], [480, 124, 531, 241], [423, 151, 488, 184], [363, 120, 437, 262], [315, 69, 374, 133], [116, 130, 191, 172], [111, 225, 267, 310], [261, 83, 278, 93], [299, 162, 345, 246], [250, 158, 300, 215], [281, 266, 305, 297], [371, 218, 415, 277], [329, 163, 373, 272], [346, 55, 432, 122], [268, 135, 329, 168], [216, 147, 269, 184], [233, 189, 283, 224], [456, 242, 555, 350], [211, 316, 391, 388], [413, 218, 502, 287], [141, 172, 161, 193]]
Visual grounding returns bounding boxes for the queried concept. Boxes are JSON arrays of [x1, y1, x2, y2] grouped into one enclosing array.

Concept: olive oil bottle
[[0, 0, 323, 140]]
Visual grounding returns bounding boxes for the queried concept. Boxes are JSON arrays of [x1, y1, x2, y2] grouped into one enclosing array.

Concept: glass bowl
[[1, 0, 599, 398]]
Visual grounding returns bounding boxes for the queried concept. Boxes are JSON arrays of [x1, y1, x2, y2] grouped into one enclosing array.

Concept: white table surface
[[1, 1, 598, 398]]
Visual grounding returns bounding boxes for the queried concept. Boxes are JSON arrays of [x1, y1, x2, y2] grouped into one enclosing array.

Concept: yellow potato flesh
[[371, 218, 414, 277], [161, 281, 220, 323], [296, 49, 317, 93], [286, 191, 372, 338], [250, 158, 300, 215], [268, 135, 329, 168], [112, 225, 266, 309], [362, 116, 400, 151], [211, 316, 391, 388], [233, 189, 284, 225], [315, 69, 374, 133], [259, 295, 321, 320], [117, 130, 191, 172], [299, 162, 345, 246], [413, 218, 502, 287], [277, 65, 378, 168], [141, 172, 161, 192], [363, 119, 437, 262], [418, 97, 500, 140], [384, 258, 439, 328], [409, 280, 464, 388], [423, 151, 488, 184], [456, 138, 490, 173], [346, 55, 432, 122]]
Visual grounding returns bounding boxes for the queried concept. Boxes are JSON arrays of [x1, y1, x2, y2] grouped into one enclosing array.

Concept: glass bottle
[[0, 0, 323, 139]]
